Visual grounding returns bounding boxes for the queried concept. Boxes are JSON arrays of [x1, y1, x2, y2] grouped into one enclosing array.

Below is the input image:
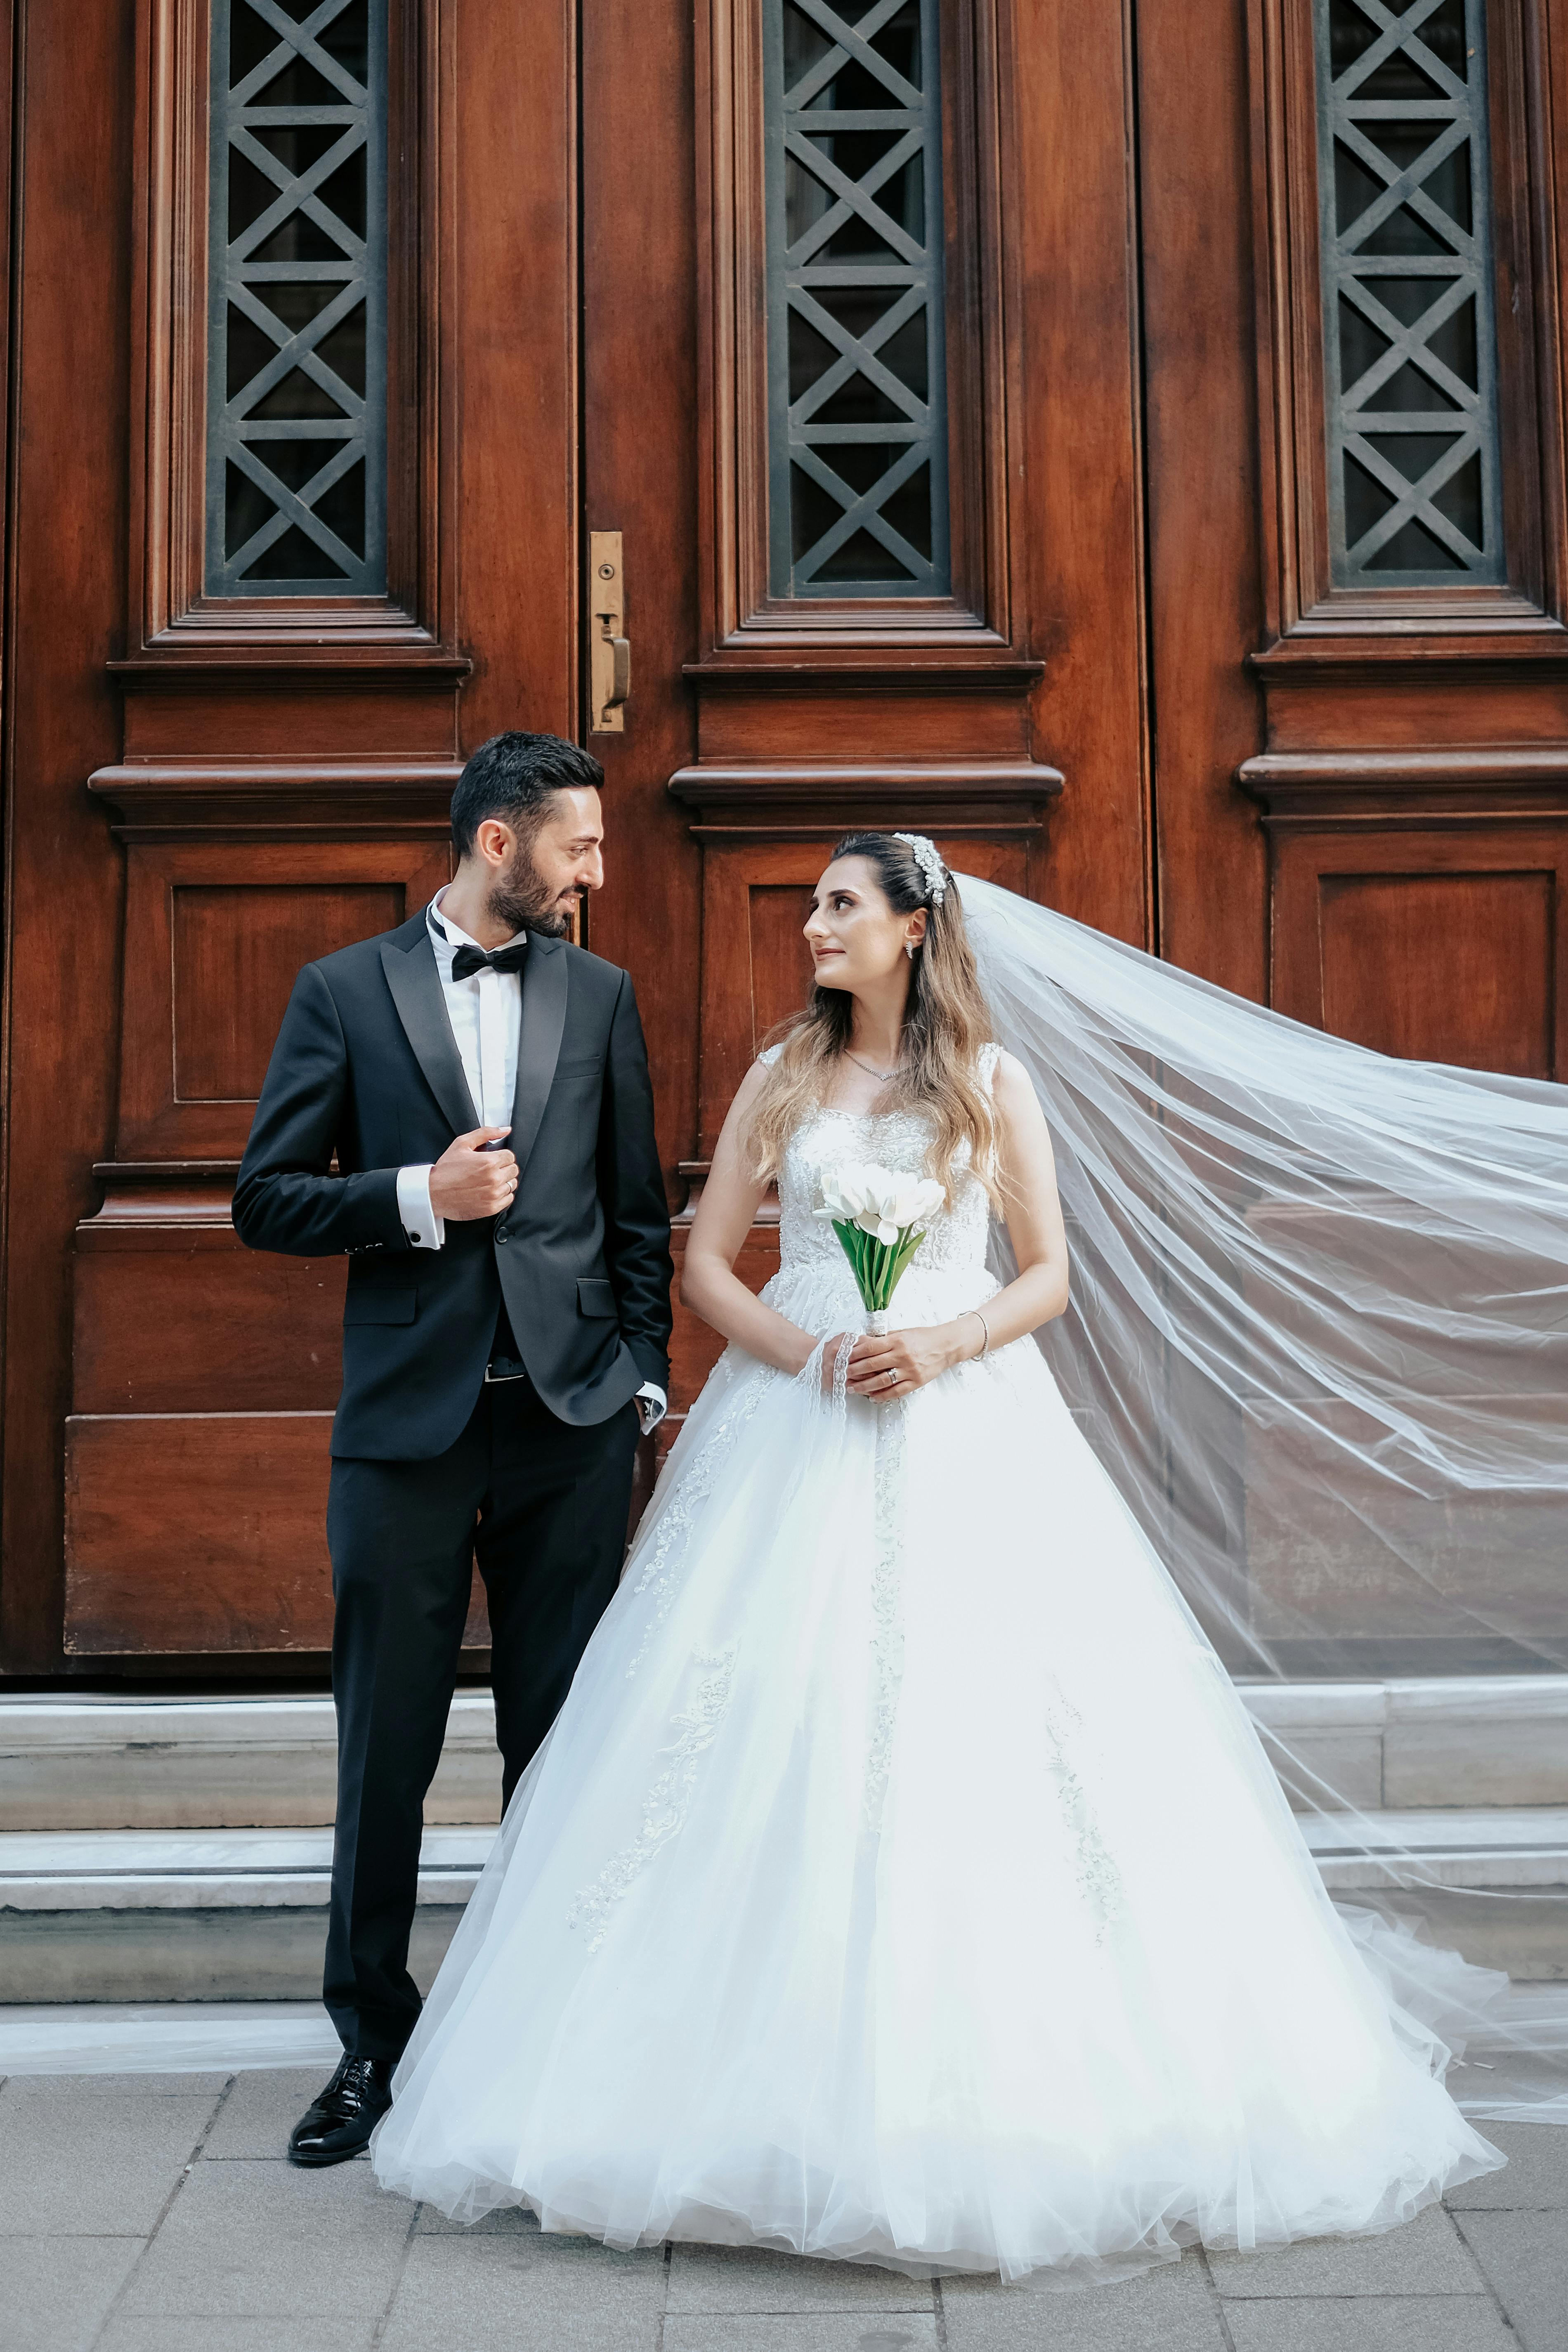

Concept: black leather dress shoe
[[287, 2054, 396, 2166]]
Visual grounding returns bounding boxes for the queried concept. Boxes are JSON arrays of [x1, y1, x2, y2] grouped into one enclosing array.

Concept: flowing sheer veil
[[958, 870, 1568, 2120]]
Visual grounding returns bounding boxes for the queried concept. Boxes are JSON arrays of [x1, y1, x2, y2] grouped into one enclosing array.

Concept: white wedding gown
[[371, 1046, 1504, 2282]]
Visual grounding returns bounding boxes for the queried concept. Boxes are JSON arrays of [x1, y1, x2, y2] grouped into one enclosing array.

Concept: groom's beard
[[486, 842, 577, 939]]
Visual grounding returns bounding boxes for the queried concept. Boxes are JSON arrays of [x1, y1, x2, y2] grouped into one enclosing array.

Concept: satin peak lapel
[[510, 935, 568, 1177], [380, 933, 479, 1141]]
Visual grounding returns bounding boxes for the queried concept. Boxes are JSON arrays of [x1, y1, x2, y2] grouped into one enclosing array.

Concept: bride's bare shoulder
[[990, 1048, 1048, 1127], [715, 1053, 775, 1136]]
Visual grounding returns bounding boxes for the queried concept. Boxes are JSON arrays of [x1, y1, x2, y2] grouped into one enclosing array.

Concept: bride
[[371, 829, 1521, 2283]]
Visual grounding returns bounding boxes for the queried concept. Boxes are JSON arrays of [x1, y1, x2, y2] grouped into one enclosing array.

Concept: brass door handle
[[590, 531, 630, 732]]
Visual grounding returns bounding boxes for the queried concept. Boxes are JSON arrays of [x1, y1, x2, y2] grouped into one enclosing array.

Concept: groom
[[233, 731, 674, 2165]]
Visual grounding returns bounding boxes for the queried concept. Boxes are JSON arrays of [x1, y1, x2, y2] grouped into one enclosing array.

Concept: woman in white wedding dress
[[371, 830, 1514, 2284]]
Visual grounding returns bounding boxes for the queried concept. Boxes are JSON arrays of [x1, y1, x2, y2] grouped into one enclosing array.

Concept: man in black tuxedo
[[233, 731, 673, 2164]]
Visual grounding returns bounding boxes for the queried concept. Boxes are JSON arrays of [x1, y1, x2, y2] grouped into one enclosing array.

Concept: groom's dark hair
[[450, 731, 605, 859]]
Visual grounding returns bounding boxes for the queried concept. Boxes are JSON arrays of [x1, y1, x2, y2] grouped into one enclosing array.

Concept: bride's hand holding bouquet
[[814, 1164, 982, 1400]]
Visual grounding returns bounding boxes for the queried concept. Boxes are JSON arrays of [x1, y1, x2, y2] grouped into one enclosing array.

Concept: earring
[[905, 941, 916, 960]]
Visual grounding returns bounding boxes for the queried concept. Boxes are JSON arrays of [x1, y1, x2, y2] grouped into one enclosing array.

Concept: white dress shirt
[[396, 892, 665, 1431]]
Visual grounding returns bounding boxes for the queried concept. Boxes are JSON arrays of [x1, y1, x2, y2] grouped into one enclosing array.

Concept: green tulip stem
[[830, 1218, 928, 1315]]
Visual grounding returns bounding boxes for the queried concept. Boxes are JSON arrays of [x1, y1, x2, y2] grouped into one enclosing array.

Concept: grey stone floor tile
[[667, 2243, 933, 2312], [379, 2232, 667, 2352], [1453, 2208, 1568, 2352], [1444, 2122, 1568, 2209], [201, 2065, 328, 2158], [941, 2250, 1226, 2350], [664, 2324, 938, 2352], [1222, 2298, 1516, 2352], [0, 2079, 233, 2117], [0, 2077, 225, 2235], [1207, 2204, 1486, 2298], [415, 2197, 542, 2234], [99, 2325, 380, 2352], [4, 2235, 143, 2352], [118, 2154, 413, 2319]]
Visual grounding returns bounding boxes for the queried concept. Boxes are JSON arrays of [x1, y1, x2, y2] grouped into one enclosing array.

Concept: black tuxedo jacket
[[233, 912, 674, 1460]]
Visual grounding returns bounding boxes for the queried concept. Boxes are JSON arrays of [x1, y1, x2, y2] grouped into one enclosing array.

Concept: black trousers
[[323, 1377, 640, 2060]]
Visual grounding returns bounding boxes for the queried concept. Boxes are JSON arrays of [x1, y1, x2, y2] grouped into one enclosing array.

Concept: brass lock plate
[[589, 531, 630, 734]]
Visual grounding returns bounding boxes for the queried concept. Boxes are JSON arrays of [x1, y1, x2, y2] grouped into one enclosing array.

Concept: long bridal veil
[[959, 871, 1568, 2121]]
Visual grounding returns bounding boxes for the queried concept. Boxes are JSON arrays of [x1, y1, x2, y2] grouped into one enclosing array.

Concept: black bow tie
[[449, 940, 528, 982]]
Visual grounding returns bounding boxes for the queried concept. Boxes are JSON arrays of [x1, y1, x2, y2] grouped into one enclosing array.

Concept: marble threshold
[[4, 1677, 1567, 1830], [2, 1810, 1566, 1911]]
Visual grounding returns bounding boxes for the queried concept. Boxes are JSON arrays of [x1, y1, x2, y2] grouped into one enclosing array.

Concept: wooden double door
[[3, 0, 1566, 1680]]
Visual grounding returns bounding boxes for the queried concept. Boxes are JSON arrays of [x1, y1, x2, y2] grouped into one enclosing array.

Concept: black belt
[[486, 1297, 527, 1383]]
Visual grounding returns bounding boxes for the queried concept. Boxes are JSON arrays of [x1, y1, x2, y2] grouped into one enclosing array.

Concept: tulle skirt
[[370, 1258, 1505, 2284]]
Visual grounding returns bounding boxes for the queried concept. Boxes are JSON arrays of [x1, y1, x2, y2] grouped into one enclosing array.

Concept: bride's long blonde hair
[[744, 831, 1002, 1209]]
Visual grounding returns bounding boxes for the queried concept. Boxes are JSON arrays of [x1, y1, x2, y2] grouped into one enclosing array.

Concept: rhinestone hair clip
[[893, 831, 948, 907]]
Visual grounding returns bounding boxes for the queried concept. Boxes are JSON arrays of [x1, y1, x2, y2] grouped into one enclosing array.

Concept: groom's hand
[[429, 1127, 518, 1221]]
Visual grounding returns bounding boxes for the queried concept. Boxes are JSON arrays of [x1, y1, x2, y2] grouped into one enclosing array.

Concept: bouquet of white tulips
[[813, 1164, 945, 1320]]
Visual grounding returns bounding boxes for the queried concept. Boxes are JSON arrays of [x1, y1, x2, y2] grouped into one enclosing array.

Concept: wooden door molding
[[678, 0, 1060, 995], [694, 0, 1024, 658], [62, 756, 458, 1659], [54, 1, 474, 1670], [88, 833, 452, 1165], [1261, 821, 1568, 1079], [3, 0, 600, 1676], [1241, 745, 1568, 816], [1241, 746, 1568, 1077], [1247, 0, 1568, 661], [126, 0, 460, 673], [1237, 0, 1568, 1052]]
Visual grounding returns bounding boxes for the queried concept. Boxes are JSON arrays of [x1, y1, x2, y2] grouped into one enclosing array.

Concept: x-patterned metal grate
[[763, 0, 950, 599], [206, 0, 387, 597], [1313, 0, 1504, 586]]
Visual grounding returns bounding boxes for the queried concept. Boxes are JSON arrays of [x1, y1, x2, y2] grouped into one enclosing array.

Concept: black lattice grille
[[206, 0, 387, 597], [1314, 0, 1504, 584], [763, 0, 950, 599]]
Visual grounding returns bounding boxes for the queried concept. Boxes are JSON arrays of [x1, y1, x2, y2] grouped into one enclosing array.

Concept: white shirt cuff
[[396, 1164, 445, 1250], [635, 1382, 667, 1435]]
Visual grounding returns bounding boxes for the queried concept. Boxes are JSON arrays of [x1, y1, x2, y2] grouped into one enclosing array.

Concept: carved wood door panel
[[578, 0, 1153, 1460], [0, 0, 1334, 1679], [9, 0, 1565, 1679], [0, 0, 1149, 1676]]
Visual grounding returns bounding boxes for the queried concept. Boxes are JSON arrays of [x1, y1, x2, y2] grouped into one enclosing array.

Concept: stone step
[[1, 1811, 1564, 2003], [0, 1691, 503, 1830], [7, 1677, 1567, 1831]]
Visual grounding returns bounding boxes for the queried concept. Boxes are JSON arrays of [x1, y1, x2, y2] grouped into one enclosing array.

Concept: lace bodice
[[768, 1042, 1001, 1290]]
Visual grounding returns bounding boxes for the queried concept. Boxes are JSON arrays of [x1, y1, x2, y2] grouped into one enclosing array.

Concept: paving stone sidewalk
[[4, 2068, 1565, 2352]]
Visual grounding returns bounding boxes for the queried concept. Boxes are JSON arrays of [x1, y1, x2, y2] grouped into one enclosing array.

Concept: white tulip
[[815, 1162, 941, 1242], [813, 1163, 874, 1223]]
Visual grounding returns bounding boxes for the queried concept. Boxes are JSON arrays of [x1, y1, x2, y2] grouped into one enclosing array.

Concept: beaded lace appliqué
[[622, 1357, 776, 1680], [1041, 1684, 1124, 1940], [576, 1046, 1124, 1941], [567, 1646, 738, 1953], [864, 1389, 908, 1827]]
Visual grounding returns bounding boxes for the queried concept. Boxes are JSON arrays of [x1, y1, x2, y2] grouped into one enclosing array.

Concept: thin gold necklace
[[845, 1046, 906, 1084]]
